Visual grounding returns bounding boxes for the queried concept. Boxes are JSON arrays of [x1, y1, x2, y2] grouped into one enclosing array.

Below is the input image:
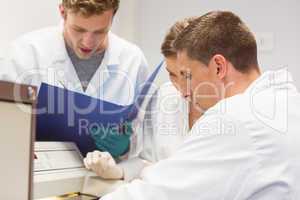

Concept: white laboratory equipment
[[34, 142, 125, 200]]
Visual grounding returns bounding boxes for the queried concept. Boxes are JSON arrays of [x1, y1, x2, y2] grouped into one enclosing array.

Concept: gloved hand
[[83, 150, 124, 180], [90, 122, 133, 158]]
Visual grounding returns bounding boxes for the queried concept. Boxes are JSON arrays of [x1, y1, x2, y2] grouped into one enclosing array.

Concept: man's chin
[[76, 52, 93, 60]]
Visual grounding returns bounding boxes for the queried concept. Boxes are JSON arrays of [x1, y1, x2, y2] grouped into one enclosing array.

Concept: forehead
[[177, 50, 192, 70], [177, 50, 192, 64], [165, 56, 177, 67], [177, 50, 207, 74], [66, 9, 113, 30]]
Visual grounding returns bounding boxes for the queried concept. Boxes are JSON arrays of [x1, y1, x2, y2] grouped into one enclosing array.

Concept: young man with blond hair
[[3, 0, 148, 178], [98, 11, 300, 200]]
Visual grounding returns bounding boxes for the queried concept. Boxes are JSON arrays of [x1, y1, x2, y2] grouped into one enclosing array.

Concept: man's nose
[[180, 87, 191, 101], [183, 93, 192, 101], [181, 80, 192, 101], [82, 33, 96, 48]]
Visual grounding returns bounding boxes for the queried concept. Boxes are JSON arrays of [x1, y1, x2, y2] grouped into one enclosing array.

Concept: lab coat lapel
[[49, 26, 84, 93], [85, 32, 121, 98], [61, 58, 84, 93], [85, 53, 111, 98]]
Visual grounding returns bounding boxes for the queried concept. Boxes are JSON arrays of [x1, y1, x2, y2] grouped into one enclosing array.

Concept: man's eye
[[95, 31, 106, 35], [185, 73, 192, 79], [180, 71, 192, 80], [183, 73, 192, 80], [74, 28, 85, 33]]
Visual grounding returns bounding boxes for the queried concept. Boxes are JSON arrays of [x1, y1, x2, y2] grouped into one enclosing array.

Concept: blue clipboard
[[36, 61, 163, 155]]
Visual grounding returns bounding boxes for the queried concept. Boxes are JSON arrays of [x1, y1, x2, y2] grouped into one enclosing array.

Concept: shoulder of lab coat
[[108, 32, 149, 96], [5, 26, 67, 86], [119, 82, 189, 181], [102, 70, 300, 200]]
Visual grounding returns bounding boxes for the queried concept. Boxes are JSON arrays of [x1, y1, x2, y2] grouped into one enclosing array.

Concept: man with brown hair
[[99, 11, 300, 200], [161, 17, 202, 128], [4, 0, 149, 179], [174, 11, 261, 111]]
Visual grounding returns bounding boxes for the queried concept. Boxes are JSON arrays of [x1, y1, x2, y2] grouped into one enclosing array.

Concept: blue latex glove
[[90, 122, 133, 158]]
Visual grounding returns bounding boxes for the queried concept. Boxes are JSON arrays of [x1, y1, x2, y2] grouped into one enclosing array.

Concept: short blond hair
[[161, 17, 196, 58], [62, 0, 119, 17]]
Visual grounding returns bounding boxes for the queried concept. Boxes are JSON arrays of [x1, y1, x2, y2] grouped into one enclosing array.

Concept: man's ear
[[211, 54, 227, 80], [59, 4, 67, 20]]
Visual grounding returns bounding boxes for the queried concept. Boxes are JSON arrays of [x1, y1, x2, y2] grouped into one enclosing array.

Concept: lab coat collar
[[245, 68, 296, 94], [205, 69, 297, 117], [84, 32, 123, 95], [105, 31, 121, 67], [52, 23, 68, 63]]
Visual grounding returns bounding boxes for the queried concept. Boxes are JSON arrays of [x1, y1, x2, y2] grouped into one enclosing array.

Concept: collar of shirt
[[245, 68, 296, 94], [203, 69, 297, 117]]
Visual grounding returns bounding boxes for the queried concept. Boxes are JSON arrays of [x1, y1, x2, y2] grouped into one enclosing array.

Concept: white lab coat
[[0, 58, 8, 80], [119, 82, 190, 181], [0, 56, 15, 81], [101, 69, 300, 200], [2, 25, 148, 106]]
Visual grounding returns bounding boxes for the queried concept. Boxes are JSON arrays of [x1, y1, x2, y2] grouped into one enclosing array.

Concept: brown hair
[[174, 11, 258, 73], [161, 17, 196, 58], [62, 0, 120, 17]]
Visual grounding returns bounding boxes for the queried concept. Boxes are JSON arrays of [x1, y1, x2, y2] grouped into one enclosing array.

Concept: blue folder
[[36, 61, 163, 156]]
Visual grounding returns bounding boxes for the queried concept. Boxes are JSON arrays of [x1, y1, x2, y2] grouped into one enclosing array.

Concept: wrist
[[109, 165, 124, 180], [118, 165, 125, 180]]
